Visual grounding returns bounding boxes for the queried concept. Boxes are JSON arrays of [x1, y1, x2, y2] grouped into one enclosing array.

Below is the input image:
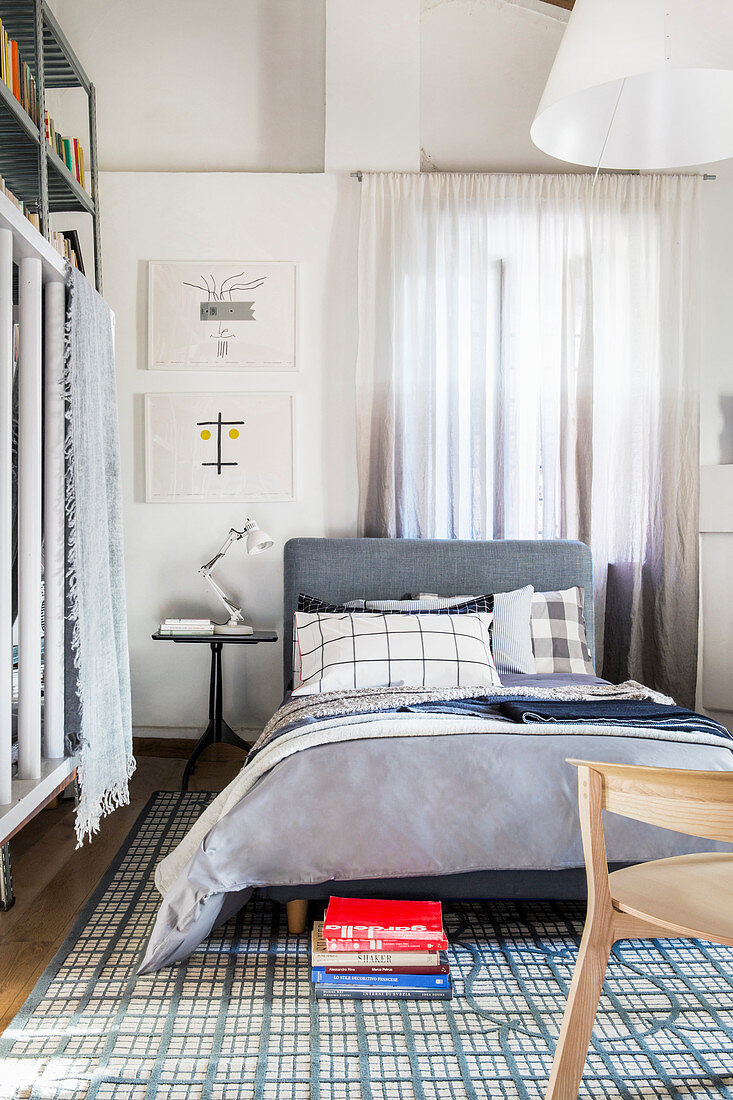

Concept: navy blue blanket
[[496, 700, 730, 737]]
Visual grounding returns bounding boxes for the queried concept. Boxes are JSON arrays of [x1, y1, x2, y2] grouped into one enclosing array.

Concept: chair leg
[[545, 918, 613, 1100], [286, 899, 308, 934]]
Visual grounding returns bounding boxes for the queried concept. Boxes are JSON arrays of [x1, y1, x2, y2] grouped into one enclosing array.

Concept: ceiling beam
[[542, 0, 574, 9]]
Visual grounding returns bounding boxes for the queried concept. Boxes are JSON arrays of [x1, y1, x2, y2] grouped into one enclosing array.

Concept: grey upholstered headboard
[[282, 538, 594, 690]]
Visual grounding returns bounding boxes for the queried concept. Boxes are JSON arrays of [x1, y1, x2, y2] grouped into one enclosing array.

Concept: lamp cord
[[594, 77, 627, 184]]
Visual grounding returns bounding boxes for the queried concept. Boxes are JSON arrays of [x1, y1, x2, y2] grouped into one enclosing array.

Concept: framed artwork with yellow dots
[[145, 393, 295, 502], [148, 261, 296, 371]]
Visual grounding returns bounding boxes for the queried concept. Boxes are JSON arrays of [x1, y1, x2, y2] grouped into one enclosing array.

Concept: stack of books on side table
[[158, 619, 214, 636], [311, 897, 451, 1001]]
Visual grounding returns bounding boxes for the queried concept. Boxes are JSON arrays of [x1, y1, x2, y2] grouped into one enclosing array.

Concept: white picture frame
[[145, 392, 295, 503], [148, 261, 296, 371]]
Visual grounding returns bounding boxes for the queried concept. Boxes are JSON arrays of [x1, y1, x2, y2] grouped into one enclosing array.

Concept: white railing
[[0, 194, 76, 889]]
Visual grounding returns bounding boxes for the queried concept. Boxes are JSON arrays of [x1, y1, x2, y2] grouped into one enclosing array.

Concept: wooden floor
[[0, 741, 243, 1036]]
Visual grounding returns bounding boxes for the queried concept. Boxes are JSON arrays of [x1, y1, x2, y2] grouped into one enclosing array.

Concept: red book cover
[[73, 138, 80, 182], [325, 936, 448, 951], [323, 898, 448, 951], [11, 40, 19, 101]]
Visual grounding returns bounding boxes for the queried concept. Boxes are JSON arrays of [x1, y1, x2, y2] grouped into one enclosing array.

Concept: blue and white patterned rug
[[2, 790, 733, 1099]]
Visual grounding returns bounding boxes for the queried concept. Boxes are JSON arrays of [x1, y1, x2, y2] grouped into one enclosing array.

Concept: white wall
[[421, 0, 569, 172], [50, 0, 326, 172], [325, 0, 421, 172], [100, 172, 360, 733]]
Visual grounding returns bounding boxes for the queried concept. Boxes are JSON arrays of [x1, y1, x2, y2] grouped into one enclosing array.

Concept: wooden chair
[[545, 760, 733, 1100]]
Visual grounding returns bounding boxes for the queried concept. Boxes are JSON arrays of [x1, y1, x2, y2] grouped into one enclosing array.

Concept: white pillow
[[381, 588, 536, 675], [292, 611, 500, 696]]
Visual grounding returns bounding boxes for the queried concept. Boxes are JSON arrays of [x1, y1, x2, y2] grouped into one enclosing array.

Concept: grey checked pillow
[[530, 586, 594, 675]]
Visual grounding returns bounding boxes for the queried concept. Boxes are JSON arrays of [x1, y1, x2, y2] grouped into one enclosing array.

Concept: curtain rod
[[350, 171, 717, 181]]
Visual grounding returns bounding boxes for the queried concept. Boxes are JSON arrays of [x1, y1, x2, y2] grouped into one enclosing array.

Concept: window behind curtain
[[356, 171, 701, 703]]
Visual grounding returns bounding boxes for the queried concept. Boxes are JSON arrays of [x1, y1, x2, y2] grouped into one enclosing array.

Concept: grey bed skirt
[[259, 866, 630, 905]]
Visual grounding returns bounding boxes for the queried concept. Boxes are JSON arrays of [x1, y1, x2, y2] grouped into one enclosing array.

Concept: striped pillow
[[292, 611, 500, 696]]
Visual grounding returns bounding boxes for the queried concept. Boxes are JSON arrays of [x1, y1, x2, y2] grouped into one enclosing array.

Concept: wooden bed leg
[[286, 899, 308, 934]]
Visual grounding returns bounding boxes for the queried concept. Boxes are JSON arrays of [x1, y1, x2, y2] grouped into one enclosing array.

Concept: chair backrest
[[567, 759, 733, 845]]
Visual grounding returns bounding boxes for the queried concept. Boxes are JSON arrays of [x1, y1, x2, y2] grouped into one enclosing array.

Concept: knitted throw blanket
[[65, 267, 134, 844]]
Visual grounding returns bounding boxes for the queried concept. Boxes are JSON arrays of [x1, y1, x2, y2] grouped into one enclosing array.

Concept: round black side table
[[152, 630, 278, 790]]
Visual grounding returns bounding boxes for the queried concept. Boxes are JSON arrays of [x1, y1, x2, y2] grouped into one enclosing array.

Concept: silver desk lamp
[[199, 518, 274, 635]]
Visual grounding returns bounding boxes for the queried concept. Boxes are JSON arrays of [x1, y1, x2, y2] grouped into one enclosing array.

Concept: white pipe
[[43, 281, 65, 760], [17, 258, 42, 780], [0, 230, 12, 805]]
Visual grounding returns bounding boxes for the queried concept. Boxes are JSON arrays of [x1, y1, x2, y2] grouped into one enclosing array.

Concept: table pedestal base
[[181, 640, 250, 790]]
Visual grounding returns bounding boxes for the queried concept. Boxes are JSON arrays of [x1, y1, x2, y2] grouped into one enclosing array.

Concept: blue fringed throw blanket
[[495, 700, 729, 735], [65, 268, 134, 844]]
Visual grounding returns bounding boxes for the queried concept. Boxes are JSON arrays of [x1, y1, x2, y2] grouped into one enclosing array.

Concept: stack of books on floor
[[311, 897, 451, 1001], [158, 618, 214, 636]]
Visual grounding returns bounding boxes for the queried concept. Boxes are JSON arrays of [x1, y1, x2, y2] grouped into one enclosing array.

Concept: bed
[[139, 538, 733, 973]]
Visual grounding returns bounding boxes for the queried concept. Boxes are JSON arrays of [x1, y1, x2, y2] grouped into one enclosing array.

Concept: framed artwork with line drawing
[[145, 393, 295, 502], [148, 261, 296, 370]]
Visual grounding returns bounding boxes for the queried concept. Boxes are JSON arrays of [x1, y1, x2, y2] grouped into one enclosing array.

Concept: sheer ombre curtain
[[355, 172, 701, 703]]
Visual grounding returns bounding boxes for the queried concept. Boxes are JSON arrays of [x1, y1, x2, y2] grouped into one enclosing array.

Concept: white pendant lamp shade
[[531, 0, 733, 170]]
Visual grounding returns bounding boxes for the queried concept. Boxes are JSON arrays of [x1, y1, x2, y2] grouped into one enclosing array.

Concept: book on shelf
[[323, 897, 448, 951], [0, 19, 40, 127], [44, 110, 87, 191], [0, 176, 48, 240]]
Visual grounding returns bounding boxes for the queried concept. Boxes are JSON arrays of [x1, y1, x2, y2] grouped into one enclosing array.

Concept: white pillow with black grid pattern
[[530, 586, 594, 675], [292, 611, 500, 696], [292, 592, 495, 690]]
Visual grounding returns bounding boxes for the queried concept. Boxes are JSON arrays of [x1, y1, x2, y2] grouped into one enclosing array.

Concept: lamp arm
[[202, 571, 244, 624], [200, 528, 242, 575], [199, 527, 247, 624]]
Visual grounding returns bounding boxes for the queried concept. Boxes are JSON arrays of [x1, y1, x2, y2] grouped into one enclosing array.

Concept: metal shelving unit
[[0, 0, 101, 290]]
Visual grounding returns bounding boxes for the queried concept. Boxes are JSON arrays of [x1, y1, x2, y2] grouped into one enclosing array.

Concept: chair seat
[[610, 851, 733, 946]]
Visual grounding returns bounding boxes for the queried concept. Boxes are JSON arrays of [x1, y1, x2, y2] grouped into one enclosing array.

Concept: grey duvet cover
[[139, 675, 733, 973]]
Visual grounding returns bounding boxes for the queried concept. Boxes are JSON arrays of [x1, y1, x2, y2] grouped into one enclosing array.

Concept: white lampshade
[[531, 0, 733, 170], [245, 521, 274, 556]]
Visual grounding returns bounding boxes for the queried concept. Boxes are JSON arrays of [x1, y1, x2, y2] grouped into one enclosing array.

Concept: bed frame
[[275, 537, 596, 932]]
